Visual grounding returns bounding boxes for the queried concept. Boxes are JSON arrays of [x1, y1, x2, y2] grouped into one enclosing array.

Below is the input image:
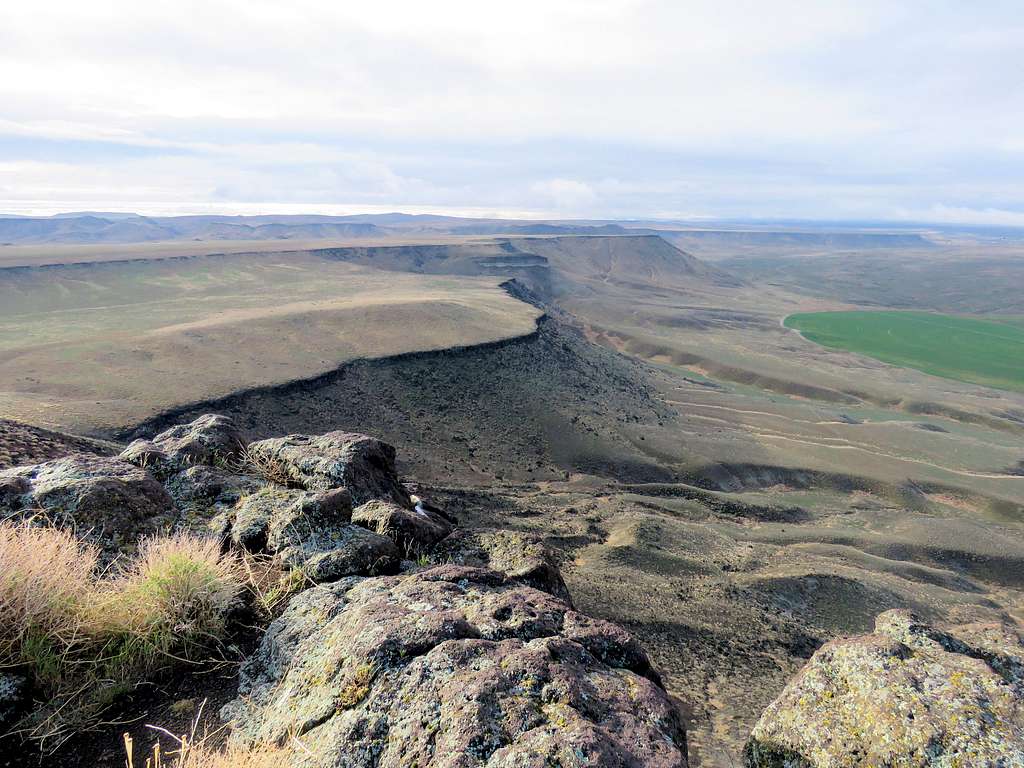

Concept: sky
[[2, 0, 1024, 223]]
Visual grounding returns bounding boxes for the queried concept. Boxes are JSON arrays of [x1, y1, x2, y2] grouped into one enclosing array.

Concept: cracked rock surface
[[223, 565, 688, 768], [745, 609, 1024, 767]]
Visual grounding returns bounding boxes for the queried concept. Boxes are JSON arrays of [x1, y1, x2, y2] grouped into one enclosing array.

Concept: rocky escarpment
[[0, 413, 690, 766], [122, 316, 676, 486], [745, 609, 1024, 767]]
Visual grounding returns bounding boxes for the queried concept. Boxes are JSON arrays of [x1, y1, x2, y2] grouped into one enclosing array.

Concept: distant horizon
[[4, 2, 1024, 227], [3, 204, 1024, 233]]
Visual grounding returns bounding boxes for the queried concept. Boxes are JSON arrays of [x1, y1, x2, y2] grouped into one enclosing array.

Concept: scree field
[[785, 310, 1024, 393]]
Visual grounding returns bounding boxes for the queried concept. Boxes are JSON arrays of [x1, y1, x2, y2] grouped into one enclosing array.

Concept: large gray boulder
[[431, 529, 572, 604], [745, 609, 1024, 767], [219, 486, 399, 582], [222, 565, 687, 768], [120, 414, 248, 479], [0, 454, 173, 549], [351, 499, 453, 556], [164, 465, 265, 520], [243, 432, 409, 505]]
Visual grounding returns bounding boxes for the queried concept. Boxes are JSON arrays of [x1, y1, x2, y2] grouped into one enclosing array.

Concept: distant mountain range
[[0, 211, 940, 247]]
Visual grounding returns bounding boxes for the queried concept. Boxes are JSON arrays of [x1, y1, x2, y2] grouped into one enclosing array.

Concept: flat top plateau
[[0, 250, 541, 432]]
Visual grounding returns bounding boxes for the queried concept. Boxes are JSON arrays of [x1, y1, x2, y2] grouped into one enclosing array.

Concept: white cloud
[[1, 1, 1023, 219], [530, 179, 599, 212]]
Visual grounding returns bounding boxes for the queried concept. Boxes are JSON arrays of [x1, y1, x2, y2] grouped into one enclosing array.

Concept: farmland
[[785, 310, 1024, 393]]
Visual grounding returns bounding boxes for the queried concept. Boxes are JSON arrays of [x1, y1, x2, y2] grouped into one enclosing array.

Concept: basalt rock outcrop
[[244, 431, 410, 506], [214, 482, 407, 582], [164, 464, 264, 518], [744, 609, 1024, 767], [222, 565, 688, 767], [0, 454, 174, 550], [1, 413, 690, 765], [431, 528, 573, 605], [352, 498, 454, 555], [120, 413, 249, 479]]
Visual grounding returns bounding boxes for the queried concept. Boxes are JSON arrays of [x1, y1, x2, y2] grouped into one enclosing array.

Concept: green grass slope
[[785, 311, 1024, 393]]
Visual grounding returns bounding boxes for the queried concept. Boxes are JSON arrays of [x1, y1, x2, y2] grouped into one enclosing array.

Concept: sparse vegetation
[[0, 522, 245, 748], [236, 446, 295, 487], [239, 554, 308, 613], [0, 521, 98, 688], [91, 533, 244, 674], [124, 730, 291, 768]]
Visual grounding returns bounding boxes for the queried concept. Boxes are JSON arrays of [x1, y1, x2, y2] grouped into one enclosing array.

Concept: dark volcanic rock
[[164, 465, 264, 517], [120, 413, 248, 479], [223, 565, 687, 767], [221, 486, 399, 581], [745, 609, 1024, 767], [351, 498, 453, 555], [0, 474, 30, 508], [268, 488, 399, 581], [244, 431, 410, 505], [226, 487, 301, 552], [432, 528, 572, 604], [277, 523, 400, 582], [0, 454, 173, 549], [266, 487, 354, 550], [0, 673, 28, 731]]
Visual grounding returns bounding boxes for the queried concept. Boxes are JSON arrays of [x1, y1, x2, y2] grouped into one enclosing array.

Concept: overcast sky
[[2, 1, 1023, 223]]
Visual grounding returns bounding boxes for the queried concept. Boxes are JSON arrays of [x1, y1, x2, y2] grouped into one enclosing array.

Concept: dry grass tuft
[[98, 533, 243, 647], [0, 521, 98, 686], [124, 734, 291, 768], [123, 710, 297, 768], [0, 522, 247, 750], [234, 446, 294, 487]]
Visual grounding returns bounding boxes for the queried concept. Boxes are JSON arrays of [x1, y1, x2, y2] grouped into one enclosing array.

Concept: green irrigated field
[[784, 311, 1024, 393]]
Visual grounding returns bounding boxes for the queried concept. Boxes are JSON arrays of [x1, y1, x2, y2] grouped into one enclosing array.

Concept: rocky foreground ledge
[[746, 611, 1024, 767], [0, 414, 688, 766], [3, 413, 1023, 766]]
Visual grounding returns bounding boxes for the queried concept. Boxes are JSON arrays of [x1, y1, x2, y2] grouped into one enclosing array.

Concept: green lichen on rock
[[744, 609, 1024, 767], [222, 565, 688, 767]]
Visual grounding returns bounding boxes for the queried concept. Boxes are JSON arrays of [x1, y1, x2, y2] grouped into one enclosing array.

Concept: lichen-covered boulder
[[244, 432, 409, 505], [432, 529, 572, 604], [223, 486, 301, 552], [745, 609, 1024, 767], [120, 414, 248, 478], [268, 488, 399, 581], [266, 487, 354, 550], [351, 499, 453, 556], [0, 455, 173, 549], [277, 523, 400, 582], [222, 565, 687, 768], [219, 486, 399, 581], [164, 465, 264, 518]]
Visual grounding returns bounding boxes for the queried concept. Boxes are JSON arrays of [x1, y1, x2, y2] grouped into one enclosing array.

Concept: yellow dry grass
[[124, 732, 291, 768], [0, 522, 246, 748], [0, 256, 541, 432]]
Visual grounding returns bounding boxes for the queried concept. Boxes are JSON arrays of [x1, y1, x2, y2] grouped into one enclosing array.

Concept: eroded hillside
[[2, 233, 1022, 766]]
